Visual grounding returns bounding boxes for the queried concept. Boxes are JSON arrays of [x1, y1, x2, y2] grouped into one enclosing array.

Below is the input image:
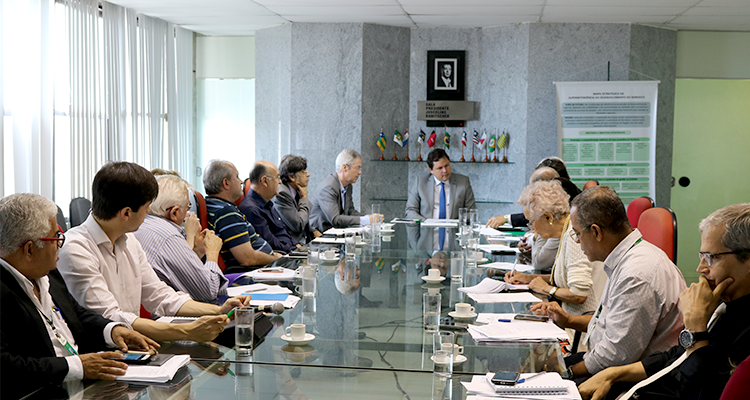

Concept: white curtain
[[168, 26, 194, 179], [1, 0, 54, 198]]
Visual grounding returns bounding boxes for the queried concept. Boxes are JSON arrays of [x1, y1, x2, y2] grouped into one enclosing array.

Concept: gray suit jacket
[[310, 174, 363, 232], [273, 182, 313, 244], [405, 172, 475, 220]]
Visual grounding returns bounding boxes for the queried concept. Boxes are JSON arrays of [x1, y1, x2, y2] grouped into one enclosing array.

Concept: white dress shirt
[[432, 176, 451, 251], [1, 259, 122, 382], [58, 215, 192, 325]]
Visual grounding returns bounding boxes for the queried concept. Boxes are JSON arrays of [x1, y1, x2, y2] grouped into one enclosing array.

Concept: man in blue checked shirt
[[135, 175, 228, 304]]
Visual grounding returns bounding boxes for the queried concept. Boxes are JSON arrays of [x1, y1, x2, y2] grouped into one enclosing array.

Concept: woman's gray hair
[[202, 159, 234, 196], [335, 149, 361, 173], [517, 180, 570, 222], [699, 203, 750, 262], [150, 175, 192, 217], [0, 193, 57, 257]]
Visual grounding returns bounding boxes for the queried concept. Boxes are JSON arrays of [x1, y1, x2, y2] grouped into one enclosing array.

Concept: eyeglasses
[[38, 231, 65, 248], [571, 226, 591, 243], [346, 164, 362, 171], [166, 202, 192, 213], [698, 250, 750, 266]]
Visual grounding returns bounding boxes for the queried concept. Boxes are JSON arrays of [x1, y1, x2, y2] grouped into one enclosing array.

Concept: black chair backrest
[[69, 197, 91, 228], [56, 205, 67, 232]]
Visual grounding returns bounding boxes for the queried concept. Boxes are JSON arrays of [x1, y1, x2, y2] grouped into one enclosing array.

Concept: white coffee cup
[[427, 268, 441, 279], [441, 342, 464, 356], [455, 303, 475, 316], [475, 251, 483, 261], [285, 323, 306, 341], [324, 250, 336, 260]]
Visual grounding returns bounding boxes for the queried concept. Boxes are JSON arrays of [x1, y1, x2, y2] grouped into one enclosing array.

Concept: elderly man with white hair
[[309, 149, 383, 232], [134, 174, 228, 304], [1, 193, 158, 399]]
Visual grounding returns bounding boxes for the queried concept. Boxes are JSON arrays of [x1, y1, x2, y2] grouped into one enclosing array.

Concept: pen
[[497, 319, 512, 323], [243, 287, 268, 293], [226, 309, 235, 318], [517, 371, 546, 384], [509, 257, 518, 279]]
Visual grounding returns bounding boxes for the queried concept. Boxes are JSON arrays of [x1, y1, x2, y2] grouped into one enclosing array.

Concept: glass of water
[[423, 291, 441, 332], [450, 251, 464, 281], [234, 306, 256, 356], [433, 331, 455, 378], [307, 246, 320, 268]]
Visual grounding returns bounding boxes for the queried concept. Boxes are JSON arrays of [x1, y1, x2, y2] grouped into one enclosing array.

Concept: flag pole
[[404, 136, 410, 161], [417, 141, 422, 161], [470, 133, 475, 162], [379, 126, 385, 160], [492, 128, 499, 163], [483, 129, 489, 162], [460, 135, 465, 162], [501, 130, 509, 163]]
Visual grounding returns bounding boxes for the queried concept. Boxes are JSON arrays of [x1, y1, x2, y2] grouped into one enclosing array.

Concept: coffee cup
[[441, 342, 464, 357], [475, 251, 483, 261], [455, 303, 475, 316], [324, 250, 336, 260], [285, 323, 306, 341], [427, 268, 441, 279]]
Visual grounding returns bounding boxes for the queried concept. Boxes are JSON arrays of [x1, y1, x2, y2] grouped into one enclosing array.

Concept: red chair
[[583, 180, 599, 190], [140, 305, 152, 319], [627, 196, 655, 229], [638, 207, 678, 263], [234, 178, 251, 206], [194, 191, 209, 231]]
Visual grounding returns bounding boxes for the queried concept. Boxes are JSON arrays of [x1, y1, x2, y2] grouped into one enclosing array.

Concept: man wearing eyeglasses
[[533, 186, 686, 383], [310, 149, 384, 232], [576, 203, 750, 400], [134, 174, 228, 304], [239, 161, 300, 253], [1, 193, 158, 399]]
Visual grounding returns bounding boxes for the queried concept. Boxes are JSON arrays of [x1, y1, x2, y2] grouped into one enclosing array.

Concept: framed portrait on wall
[[427, 50, 465, 101]]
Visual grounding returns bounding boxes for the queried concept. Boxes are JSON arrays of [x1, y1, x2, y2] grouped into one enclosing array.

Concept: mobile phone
[[121, 353, 152, 364], [491, 371, 520, 386], [514, 314, 549, 322]]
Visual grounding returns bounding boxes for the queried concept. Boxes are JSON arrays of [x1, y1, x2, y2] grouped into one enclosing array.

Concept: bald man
[[239, 161, 300, 253]]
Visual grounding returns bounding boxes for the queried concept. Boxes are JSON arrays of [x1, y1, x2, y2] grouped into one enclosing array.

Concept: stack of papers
[[467, 322, 569, 342], [116, 354, 190, 383], [477, 244, 520, 253], [311, 237, 346, 244], [475, 313, 550, 325], [323, 227, 365, 236], [421, 218, 459, 227], [483, 261, 536, 273], [467, 292, 542, 304], [463, 373, 580, 399], [459, 278, 529, 294], [226, 283, 292, 297], [241, 267, 296, 281]]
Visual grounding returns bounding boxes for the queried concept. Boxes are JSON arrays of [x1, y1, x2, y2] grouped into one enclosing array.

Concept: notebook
[[484, 372, 568, 395]]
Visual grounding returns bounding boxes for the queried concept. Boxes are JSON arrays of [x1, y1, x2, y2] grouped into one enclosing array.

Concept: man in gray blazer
[[405, 149, 475, 251], [310, 149, 383, 232], [273, 154, 321, 244]]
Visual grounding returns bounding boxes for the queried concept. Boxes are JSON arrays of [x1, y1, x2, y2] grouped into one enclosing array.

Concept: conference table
[[28, 223, 568, 400]]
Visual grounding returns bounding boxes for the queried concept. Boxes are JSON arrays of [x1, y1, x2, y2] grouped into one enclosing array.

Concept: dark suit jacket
[[1, 268, 111, 399], [309, 174, 363, 232], [273, 183, 314, 244], [405, 172, 475, 220], [239, 189, 298, 252]]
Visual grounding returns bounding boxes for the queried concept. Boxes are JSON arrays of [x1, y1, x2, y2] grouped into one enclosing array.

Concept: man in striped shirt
[[203, 160, 281, 273], [135, 175, 228, 304]]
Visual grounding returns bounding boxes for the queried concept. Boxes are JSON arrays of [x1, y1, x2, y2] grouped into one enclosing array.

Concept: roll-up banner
[[555, 81, 659, 205]]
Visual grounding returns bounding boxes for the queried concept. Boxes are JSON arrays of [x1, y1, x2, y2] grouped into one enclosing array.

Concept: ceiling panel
[[287, 15, 416, 25], [264, 5, 406, 16], [402, 5, 544, 15], [546, 0, 697, 6], [543, 6, 689, 16], [682, 6, 750, 16], [541, 15, 674, 23], [399, 0, 544, 5], [410, 15, 538, 26]]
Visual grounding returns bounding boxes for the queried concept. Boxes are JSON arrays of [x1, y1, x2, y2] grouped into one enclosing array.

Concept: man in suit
[[1, 193, 158, 399], [273, 154, 322, 245], [310, 149, 383, 232]]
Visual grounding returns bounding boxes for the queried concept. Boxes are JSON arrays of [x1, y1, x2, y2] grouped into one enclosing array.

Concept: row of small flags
[[379, 128, 509, 152]]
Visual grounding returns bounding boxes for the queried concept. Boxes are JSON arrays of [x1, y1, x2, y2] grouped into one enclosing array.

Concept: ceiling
[[107, 0, 750, 36]]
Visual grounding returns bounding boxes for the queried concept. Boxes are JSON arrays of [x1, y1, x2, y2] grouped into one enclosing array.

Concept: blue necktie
[[439, 182, 446, 251]]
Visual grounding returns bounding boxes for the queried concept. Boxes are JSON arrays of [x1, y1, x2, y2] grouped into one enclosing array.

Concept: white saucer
[[431, 354, 467, 365], [280, 333, 315, 346], [381, 229, 395, 234], [421, 275, 446, 283], [449, 311, 477, 320], [320, 256, 340, 262], [476, 258, 489, 264]]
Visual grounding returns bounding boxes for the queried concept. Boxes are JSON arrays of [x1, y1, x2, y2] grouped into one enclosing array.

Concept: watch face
[[679, 329, 693, 348]]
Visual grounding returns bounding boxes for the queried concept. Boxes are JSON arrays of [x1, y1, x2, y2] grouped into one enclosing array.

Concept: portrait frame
[[426, 50, 465, 101]]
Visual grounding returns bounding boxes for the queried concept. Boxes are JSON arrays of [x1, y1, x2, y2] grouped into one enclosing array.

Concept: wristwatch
[[678, 329, 709, 349], [561, 366, 574, 380], [548, 286, 558, 297]]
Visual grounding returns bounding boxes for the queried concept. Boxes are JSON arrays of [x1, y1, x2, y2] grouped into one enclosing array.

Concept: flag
[[443, 131, 450, 149], [427, 130, 437, 147], [489, 133, 496, 153], [472, 129, 480, 145], [377, 129, 387, 151], [402, 130, 409, 147], [461, 131, 467, 147], [497, 130, 507, 149], [375, 258, 385, 273], [418, 128, 426, 144], [394, 130, 405, 147], [479, 130, 488, 149]]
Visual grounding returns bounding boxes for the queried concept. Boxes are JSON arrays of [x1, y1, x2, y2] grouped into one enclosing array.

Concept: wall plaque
[[417, 101, 477, 121]]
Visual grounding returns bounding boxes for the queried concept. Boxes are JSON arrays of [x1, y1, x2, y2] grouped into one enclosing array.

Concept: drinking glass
[[234, 306, 256, 356], [450, 251, 464, 281], [423, 291, 441, 332]]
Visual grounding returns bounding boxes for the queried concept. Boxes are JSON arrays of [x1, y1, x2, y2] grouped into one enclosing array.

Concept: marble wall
[[255, 22, 677, 221]]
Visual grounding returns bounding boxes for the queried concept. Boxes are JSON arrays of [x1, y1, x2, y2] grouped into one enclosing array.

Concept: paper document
[[241, 267, 296, 281], [467, 322, 568, 342], [226, 283, 292, 297], [421, 218, 459, 227], [458, 278, 528, 294], [463, 373, 580, 399], [252, 294, 300, 309], [116, 354, 190, 383], [477, 244, 520, 253], [467, 292, 542, 304], [312, 237, 346, 244], [323, 227, 365, 236], [476, 313, 550, 325], [483, 261, 536, 273]]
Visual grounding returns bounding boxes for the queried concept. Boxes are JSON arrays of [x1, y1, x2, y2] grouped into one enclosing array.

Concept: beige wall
[[676, 31, 750, 79], [196, 36, 255, 79]]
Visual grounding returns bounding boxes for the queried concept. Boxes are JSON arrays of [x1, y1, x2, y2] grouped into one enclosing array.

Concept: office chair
[[627, 196, 655, 229], [638, 207, 678, 263], [69, 197, 91, 228], [56, 205, 67, 232]]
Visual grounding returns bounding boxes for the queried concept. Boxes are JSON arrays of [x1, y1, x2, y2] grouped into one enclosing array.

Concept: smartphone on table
[[491, 371, 520, 386], [514, 314, 549, 322], [120, 353, 152, 365]]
